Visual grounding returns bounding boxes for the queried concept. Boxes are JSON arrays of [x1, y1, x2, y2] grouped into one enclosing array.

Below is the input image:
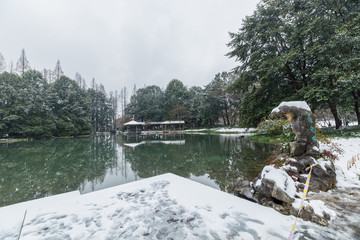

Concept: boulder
[[270, 101, 319, 157], [289, 156, 337, 192], [233, 180, 258, 203], [235, 101, 337, 226]]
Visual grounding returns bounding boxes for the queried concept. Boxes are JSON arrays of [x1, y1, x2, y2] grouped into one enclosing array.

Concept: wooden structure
[[124, 121, 185, 135]]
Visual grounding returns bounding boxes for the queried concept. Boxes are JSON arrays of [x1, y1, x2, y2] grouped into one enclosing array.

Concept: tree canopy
[[0, 71, 115, 138], [227, 0, 360, 128]]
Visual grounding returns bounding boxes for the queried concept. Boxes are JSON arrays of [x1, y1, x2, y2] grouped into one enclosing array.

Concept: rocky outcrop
[[235, 101, 337, 226], [270, 101, 319, 157]]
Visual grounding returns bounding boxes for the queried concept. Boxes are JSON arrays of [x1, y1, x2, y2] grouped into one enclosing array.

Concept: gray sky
[[0, 0, 259, 93]]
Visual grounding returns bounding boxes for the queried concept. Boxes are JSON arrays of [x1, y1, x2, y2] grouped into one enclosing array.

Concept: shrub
[[256, 119, 292, 136]]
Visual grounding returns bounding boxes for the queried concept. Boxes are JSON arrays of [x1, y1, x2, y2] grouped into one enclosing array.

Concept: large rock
[[254, 166, 296, 204], [288, 156, 337, 192], [235, 101, 337, 226], [270, 101, 319, 157]]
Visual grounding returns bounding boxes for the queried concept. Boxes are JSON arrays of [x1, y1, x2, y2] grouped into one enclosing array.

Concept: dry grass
[[347, 153, 359, 170]]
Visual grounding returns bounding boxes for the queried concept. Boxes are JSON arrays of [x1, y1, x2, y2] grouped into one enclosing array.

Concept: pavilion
[[124, 120, 185, 135]]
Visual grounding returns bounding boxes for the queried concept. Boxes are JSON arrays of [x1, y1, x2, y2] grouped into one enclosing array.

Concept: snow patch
[[316, 158, 331, 171], [260, 166, 296, 198], [272, 101, 311, 113], [309, 200, 337, 219]]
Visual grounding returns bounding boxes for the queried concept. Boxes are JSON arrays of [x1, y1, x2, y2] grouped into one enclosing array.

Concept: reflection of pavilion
[[124, 120, 185, 135], [124, 140, 185, 148]]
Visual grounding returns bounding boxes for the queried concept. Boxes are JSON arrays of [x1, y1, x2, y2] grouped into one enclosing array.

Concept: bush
[[256, 119, 292, 136]]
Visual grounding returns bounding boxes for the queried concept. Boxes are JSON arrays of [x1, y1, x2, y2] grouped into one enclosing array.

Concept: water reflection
[[118, 134, 273, 192], [0, 134, 273, 207], [0, 134, 119, 207]]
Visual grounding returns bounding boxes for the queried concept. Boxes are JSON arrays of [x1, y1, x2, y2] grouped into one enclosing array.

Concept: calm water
[[0, 134, 274, 207]]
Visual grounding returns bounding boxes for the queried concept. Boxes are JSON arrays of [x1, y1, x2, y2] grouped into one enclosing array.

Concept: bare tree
[[9, 61, 14, 73], [132, 84, 137, 96], [82, 79, 87, 89], [15, 49, 31, 75], [43, 69, 54, 83], [0, 52, 6, 73], [120, 88, 124, 116], [99, 83, 106, 95], [75, 72, 83, 87], [109, 91, 119, 130], [123, 86, 127, 116], [91, 78, 96, 89], [53, 60, 64, 80], [43, 69, 49, 81]]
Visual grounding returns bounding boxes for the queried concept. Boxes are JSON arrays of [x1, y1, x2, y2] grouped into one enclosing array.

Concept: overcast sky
[[0, 0, 260, 93]]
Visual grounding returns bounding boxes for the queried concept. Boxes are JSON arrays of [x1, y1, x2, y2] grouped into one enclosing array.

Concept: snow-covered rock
[[257, 166, 296, 204]]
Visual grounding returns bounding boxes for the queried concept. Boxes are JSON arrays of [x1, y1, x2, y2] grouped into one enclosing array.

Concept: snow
[[271, 101, 311, 113], [260, 166, 297, 198], [123, 120, 145, 126], [186, 127, 256, 135], [0, 137, 359, 239], [124, 140, 185, 148], [124, 142, 145, 148], [0, 174, 295, 240], [329, 138, 360, 188], [308, 200, 336, 218], [316, 158, 332, 172]]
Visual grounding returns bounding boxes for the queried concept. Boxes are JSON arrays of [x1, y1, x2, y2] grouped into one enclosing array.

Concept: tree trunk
[[221, 112, 226, 126], [352, 90, 360, 125], [224, 102, 230, 126], [330, 105, 342, 129]]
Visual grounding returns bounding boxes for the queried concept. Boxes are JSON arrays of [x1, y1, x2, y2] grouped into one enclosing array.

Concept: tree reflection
[[0, 134, 274, 207], [120, 134, 273, 192], [0, 135, 118, 207]]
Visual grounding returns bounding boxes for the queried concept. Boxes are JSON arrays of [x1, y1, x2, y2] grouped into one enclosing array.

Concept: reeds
[[347, 153, 359, 170]]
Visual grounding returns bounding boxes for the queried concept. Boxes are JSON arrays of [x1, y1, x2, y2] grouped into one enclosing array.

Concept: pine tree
[[15, 49, 31, 75]]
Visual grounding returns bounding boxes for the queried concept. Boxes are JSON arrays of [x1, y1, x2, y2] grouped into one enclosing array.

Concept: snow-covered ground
[[317, 120, 359, 128], [0, 138, 359, 239], [186, 127, 256, 135]]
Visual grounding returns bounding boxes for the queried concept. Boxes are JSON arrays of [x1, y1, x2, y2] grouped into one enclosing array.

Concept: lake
[[0, 134, 274, 207]]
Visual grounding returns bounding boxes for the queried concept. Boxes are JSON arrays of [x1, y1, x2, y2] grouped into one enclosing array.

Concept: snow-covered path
[[0, 138, 359, 239]]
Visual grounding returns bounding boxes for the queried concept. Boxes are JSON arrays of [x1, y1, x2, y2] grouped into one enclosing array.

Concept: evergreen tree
[[126, 85, 164, 122], [50, 76, 91, 136], [164, 79, 189, 120]]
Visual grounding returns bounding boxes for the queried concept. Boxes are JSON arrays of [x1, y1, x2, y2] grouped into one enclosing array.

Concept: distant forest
[[0, 50, 119, 138], [1, 0, 360, 138]]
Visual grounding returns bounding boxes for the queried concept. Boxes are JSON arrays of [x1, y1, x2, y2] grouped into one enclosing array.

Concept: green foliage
[[0, 71, 113, 138], [257, 119, 292, 136], [126, 85, 165, 122], [163, 79, 189, 120], [227, 0, 360, 128], [125, 74, 243, 128]]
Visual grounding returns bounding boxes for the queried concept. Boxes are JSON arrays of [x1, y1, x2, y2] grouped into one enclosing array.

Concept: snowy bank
[[0, 174, 295, 240], [186, 127, 256, 135]]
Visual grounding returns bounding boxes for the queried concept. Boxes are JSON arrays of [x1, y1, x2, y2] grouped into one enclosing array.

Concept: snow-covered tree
[[15, 49, 31, 75]]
